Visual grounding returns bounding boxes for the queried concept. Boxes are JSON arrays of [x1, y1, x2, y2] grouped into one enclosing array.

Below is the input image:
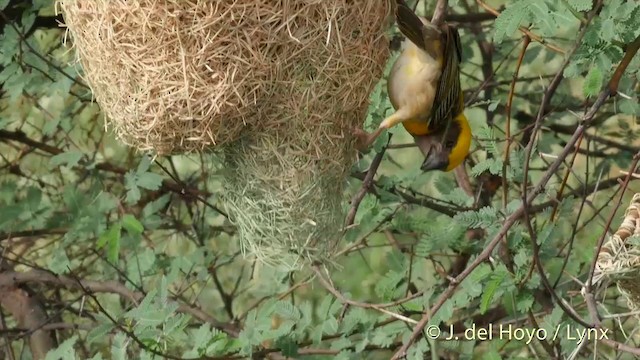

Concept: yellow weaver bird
[[355, 0, 471, 172]]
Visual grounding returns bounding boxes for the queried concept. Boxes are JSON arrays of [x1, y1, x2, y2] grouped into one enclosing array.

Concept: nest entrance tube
[[223, 133, 347, 270]]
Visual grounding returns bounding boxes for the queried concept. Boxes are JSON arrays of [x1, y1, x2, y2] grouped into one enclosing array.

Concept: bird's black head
[[419, 124, 462, 172]]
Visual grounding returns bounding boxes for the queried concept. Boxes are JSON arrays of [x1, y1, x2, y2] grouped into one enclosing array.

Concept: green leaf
[[122, 214, 144, 234], [494, 2, 531, 44], [137, 171, 163, 190], [330, 337, 352, 351], [374, 270, 405, 300], [480, 271, 507, 314], [415, 234, 434, 257], [516, 292, 534, 312], [49, 247, 71, 275], [583, 66, 603, 97], [142, 194, 171, 217], [619, 98, 640, 116], [488, 99, 500, 112], [97, 223, 120, 248], [87, 318, 115, 345], [274, 301, 300, 321], [125, 157, 164, 204], [432, 299, 455, 325], [137, 155, 153, 173], [276, 337, 299, 357], [50, 151, 83, 169], [541, 306, 564, 336], [483, 348, 503, 360], [454, 206, 500, 229], [567, 0, 592, 12], [21, 11, 36, 33], [371, 326, 396, 348], [537, 222, 556, 245], [386, 248, 406, 272], [45, 335, 78, 360], [600, 18, 616, 42], [0, 0, 10, 11], [97, 223, 121, 263], [111, 333, 128, 360], [125, 172, 141, 204]]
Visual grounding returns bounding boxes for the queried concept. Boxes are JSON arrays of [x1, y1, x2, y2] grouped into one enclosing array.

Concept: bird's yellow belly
[[402, 120, 430, 136]]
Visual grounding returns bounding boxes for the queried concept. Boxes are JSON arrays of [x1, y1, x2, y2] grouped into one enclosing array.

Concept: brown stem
[[345, 135, 392, 226], [0, 270, 238, 336], [502, 36, 531, 208], [430, 0, 448, 26], [390, 31, 625, 357], [0, 288, 54, 360]]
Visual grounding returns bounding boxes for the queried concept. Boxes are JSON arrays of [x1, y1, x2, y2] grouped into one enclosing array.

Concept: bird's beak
[[421, 148, 449, 172]]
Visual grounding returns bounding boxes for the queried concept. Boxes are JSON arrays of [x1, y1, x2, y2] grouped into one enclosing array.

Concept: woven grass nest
[[222, 1, 391, 269], [594, 193, 640, 312], [59, 0, 391, 268]]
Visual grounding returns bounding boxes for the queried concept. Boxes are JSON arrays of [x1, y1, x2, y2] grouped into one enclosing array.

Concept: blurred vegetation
[[0, 0, 639, 359]]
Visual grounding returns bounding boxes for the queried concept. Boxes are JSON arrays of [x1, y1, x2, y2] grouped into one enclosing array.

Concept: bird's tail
[[394, 0, 441, 58]]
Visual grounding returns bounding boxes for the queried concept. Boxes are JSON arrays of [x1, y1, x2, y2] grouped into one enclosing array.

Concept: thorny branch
[[346, 135, 392, 226], [0, 270, 239, 336], [391, 16, 640, 360]]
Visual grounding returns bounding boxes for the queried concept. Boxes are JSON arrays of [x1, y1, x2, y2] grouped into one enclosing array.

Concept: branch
[[445, 12, 496, 23], [430, 0, 448, 26], [312, 266, 421, 325], [0, 129, 226, 216], [0, 287, 54, 360], [586, 152, 640, 291], [502, 36, 531, 208], [346, 137, 390, 226], [0, 270, 238, 336], [608, 34, 640, 94], [391, 20, 634, 358]]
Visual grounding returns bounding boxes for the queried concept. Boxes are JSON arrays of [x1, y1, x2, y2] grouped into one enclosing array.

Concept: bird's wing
[[428, 24, 463, 132], [395, 0, 440, 59]]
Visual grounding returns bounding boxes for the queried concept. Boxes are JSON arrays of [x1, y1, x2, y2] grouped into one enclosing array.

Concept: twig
[[521, 0, 602, 201], [0, 287, 54, 360], [445, 12, 496, 23], [502, 36, 530, 208], [454, 166, 474, 197], [476, 0, 565, 54], [0, 129, 226, 217], [312, 266, 421, 324], [430, 0, 448, 26], [345, 135, 392, 226], [586, 153, 640, 293], [550, 134, 585, 221], [390, 23, 633, 359], [0, 270, 238, 336], [392, 122, 594, 359]]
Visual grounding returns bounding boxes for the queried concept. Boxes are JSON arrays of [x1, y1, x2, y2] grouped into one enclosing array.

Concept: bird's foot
[[353, 126, 384, 152]]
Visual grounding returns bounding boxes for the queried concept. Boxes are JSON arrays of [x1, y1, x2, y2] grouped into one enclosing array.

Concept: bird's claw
[[352, 126, 371, 152]]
